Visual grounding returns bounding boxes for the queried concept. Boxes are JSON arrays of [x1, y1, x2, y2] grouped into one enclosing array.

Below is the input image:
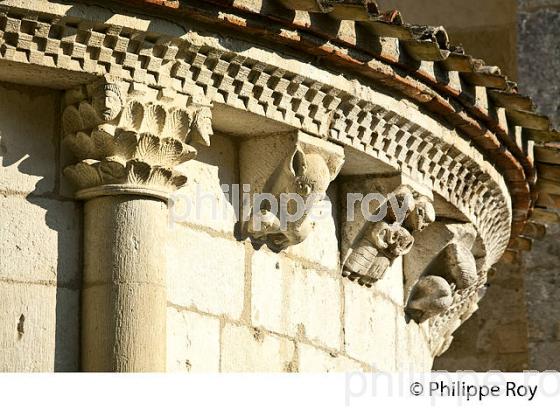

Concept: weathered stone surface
[[284, 186, 340, 270], [0, 283, 79, 372], [518, 7, 560, 128], [344, 281, 398, 371], [251, 249, 342, 350], [172, 133, 238, 234], [0, 195, 81, 285], [298, 343, 366, 372], [167, 227, 245, 320], [82, 196, 168, 372], [396, 315, 432, 371], [220, 323, 296, 372], [167, 307, 220, 372], [523, 223, 560, 370], [0, 84, 58, 195], [519, 0, 560, 11], [0, 0, 555, 374]]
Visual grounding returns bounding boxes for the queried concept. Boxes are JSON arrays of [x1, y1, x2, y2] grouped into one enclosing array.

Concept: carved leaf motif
[[98, 160, 126, 184], [159, 138, 197, 164], [135, 134, 164, 165], [62, 106, 84, 135], [64, 132, 95, 160], [113, 131, 138, 159], [119, 101, 144, 131], [79, 101, 101, 130], [91, 129, 115, 158], [164, 109, 190, 141], [143, 104, 166, 135], [64, 159, 102, 189], [146, 167, 174, 188], [135, 134, 197, 166], [127, 160, 152, 185]]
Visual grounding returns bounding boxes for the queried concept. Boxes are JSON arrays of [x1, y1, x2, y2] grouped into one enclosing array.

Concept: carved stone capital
[[62, 76, 213, 200], [240, 131, 344, 251], [341, 178, 436, 287]]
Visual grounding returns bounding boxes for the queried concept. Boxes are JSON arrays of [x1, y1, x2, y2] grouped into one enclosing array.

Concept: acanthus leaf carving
[[62, 76, 213, 198]]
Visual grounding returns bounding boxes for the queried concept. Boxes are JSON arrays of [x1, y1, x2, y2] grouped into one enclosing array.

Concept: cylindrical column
[[81, 195, 168, 372]]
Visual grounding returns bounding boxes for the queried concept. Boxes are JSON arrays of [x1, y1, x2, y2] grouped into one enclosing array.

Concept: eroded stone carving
[[406, 275, 453, 323], [401, 221, 487, 355], [430, 274, 486, 357], [342, 186, 435, 287], [240, 132, 344, 251], [406, 240, 479, 321], [402, 221, 487, 356], [62, 77, 213, 198]]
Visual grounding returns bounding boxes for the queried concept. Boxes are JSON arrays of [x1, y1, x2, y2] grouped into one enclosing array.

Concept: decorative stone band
[[61, 77, 213, 200], [0, 8, 510, 266]]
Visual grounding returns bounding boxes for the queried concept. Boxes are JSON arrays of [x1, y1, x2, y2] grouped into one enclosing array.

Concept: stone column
[[81, 196, 167, 371], [62, 77, 213, 371]]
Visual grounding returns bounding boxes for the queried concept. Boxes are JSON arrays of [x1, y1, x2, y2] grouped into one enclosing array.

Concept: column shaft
[[82, 195, 167, 372]]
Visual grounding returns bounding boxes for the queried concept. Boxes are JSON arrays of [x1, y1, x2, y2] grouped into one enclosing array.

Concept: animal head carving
[[287, 147, 332, 199], [246, 141, 343, 251], [406, 275, 453, 323], [370, 222, 415, 258], [404, 195, 436, 232]]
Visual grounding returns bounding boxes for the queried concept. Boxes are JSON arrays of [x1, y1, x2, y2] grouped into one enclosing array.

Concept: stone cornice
[[0, 7, 513, 269]]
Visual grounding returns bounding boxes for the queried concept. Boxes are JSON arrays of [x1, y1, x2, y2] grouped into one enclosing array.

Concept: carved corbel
[[341, 183, 436, 287], [62, 76, 213, 200], [404, 222, 479, 321], [403, 221, 487, 356], [240, 131, 344, 251]]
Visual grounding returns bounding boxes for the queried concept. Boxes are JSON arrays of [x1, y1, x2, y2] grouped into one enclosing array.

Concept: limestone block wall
[[0, 81, 433, 372], [0, 82, 80, 371], [165, 134, 433, 372]]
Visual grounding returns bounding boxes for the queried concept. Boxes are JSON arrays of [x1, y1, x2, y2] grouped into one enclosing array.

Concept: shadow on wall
[[0, 82, 81, 371]]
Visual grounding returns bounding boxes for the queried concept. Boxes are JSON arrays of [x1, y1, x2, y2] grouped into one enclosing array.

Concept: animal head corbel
[[244, 135, 344, 252], [404, 195, 436, 232], [405, 241, 479, 323], [370, 222, 415, 258], [406, 275, 453, 323]]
